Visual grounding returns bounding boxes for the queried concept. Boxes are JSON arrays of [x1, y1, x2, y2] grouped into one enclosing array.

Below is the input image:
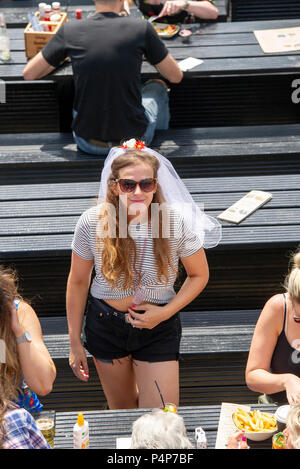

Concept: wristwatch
[[183, 0, 190, 10], [16, 331, 32, 345]]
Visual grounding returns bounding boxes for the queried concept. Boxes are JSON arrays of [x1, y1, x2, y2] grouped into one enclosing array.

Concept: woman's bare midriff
[[104, 296, 145, 312]]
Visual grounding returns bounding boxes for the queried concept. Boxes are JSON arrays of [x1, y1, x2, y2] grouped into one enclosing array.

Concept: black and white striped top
[[71, 205, 203, 303]]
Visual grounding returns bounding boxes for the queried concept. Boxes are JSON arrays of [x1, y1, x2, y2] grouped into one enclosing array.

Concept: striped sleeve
[[177, 216, 203, 259], [71, 208, 94, 260]]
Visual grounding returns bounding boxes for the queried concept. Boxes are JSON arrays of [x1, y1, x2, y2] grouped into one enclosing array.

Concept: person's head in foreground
[[283, 398, 300, 449], [130, 408, 193, 449]]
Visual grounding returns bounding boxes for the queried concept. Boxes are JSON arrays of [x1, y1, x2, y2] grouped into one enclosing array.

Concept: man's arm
[[155, 53, 183, 83], [23, 51, 55, 80]]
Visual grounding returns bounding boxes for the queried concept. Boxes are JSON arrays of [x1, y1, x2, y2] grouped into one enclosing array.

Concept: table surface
[[2, 18, 300, 78], [51, 404, 278, 449]]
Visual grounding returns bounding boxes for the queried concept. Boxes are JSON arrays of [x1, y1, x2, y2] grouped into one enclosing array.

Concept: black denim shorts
[[83, 295, 182, 363]]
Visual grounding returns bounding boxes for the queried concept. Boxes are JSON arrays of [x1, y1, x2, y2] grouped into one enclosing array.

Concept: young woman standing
[[67, 141, 221, 409]]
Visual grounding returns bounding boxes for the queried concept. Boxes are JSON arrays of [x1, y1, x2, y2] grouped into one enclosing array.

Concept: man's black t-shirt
[[42, 13, 168, 142]]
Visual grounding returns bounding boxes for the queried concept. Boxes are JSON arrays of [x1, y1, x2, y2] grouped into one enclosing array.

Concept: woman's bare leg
[[134, 360, 179, 408], [93, 356, 139, 409]]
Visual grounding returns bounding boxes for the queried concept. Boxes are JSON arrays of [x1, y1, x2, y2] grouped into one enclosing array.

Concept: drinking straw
[[155, 380, 165, 408]]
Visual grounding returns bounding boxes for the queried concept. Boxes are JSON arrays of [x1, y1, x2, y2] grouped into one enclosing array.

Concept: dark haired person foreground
[[67, 142, 221, 409], [23, 0, 183, 156], [0, 266, 55, 449], [246, 250, 300, 405]]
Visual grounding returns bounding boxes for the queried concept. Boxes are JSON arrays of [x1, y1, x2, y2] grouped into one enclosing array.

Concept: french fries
[[233, 408, 277, 433]]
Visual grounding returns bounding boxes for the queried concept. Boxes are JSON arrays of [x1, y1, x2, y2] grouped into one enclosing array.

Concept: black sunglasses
[[115, 178, 157, 193]]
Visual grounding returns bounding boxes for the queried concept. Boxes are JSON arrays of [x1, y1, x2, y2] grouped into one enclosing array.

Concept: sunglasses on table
[[114, 178, 157, 193]]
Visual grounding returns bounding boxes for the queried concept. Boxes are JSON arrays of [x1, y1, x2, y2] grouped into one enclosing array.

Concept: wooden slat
[[0, 189, 299, 217], [1, 172, 300, 200], [231, 0, 300, 22], [1, 125, 300, 182]]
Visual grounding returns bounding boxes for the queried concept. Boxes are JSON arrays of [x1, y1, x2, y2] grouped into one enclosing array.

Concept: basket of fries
[[232, 408, 277, 441]]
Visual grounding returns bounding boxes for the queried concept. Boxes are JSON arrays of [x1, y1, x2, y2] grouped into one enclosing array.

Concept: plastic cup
[[36, 411, 56, 448], [274, 405, 290, 432], [161, 403, 177, 413], [179, 29, 192, 44], [272, 432, 287, 449]]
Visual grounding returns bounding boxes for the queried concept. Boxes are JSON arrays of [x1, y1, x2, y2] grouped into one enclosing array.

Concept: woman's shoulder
[[4, 407, 50, 449], [265, 293, 286, 311], [76, 204, 100, 228], [81, 204, 99, 218], [258, 294, 285, 330], [4, 407, 30, 427]]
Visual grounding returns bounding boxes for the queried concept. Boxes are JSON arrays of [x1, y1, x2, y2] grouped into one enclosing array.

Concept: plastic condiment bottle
[[52, 2, 60, 12], [50, 2, 61, 21], [44, 4, 52, 21], [38, 3, 47, 20], [73, 413, 89, 449]]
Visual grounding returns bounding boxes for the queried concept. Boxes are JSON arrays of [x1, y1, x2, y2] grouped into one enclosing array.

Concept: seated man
[[23, 0, 183, 156], [135, 0, 218, 25]]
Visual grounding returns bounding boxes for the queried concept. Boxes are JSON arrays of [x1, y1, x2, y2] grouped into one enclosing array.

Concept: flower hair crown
[[121, 139, 146, 150]]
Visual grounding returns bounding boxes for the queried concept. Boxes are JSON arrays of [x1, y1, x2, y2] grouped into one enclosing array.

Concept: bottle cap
[[52, 1, 60, 7], [77, 412, 84, 426], [75, 8, 82, 19]]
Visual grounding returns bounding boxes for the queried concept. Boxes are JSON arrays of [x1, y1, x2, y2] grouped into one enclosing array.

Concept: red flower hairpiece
[[121, 139, 146, 150], [135, 140, 146, 150]]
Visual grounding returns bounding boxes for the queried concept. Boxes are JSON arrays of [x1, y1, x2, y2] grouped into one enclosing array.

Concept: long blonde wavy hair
[[98, 150, 177, 290], [0, 266, 22, 449]]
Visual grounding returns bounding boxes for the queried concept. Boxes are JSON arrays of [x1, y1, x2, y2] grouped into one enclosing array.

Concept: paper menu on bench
[[178, 57, 203, 71], [217, 190, 272, 224], [215, 403, 250, 449], [254, 26, 300, 53]]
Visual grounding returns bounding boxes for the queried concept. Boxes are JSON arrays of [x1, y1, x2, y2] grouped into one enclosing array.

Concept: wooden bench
[[38, 309, 260, 411], [231, 0, 300, 22], [2, 19, 300, 132], [1, 173, 299, 317], [1, 124, 300, 184], [52, 404, 278, 448]]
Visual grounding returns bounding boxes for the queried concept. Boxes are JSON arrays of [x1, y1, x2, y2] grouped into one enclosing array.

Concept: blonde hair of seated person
[[286, 398, 300, 449], [284, 251, 300, 303]]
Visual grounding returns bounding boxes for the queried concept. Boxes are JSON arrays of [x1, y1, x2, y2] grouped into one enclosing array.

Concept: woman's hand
[[69, 342, 89, 382], [127, 303, 170, 330], [158, 0, 186, 17], [284, 374, 300, 405], [227, 431, 249, 449], [10, 301, 24, 337]]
